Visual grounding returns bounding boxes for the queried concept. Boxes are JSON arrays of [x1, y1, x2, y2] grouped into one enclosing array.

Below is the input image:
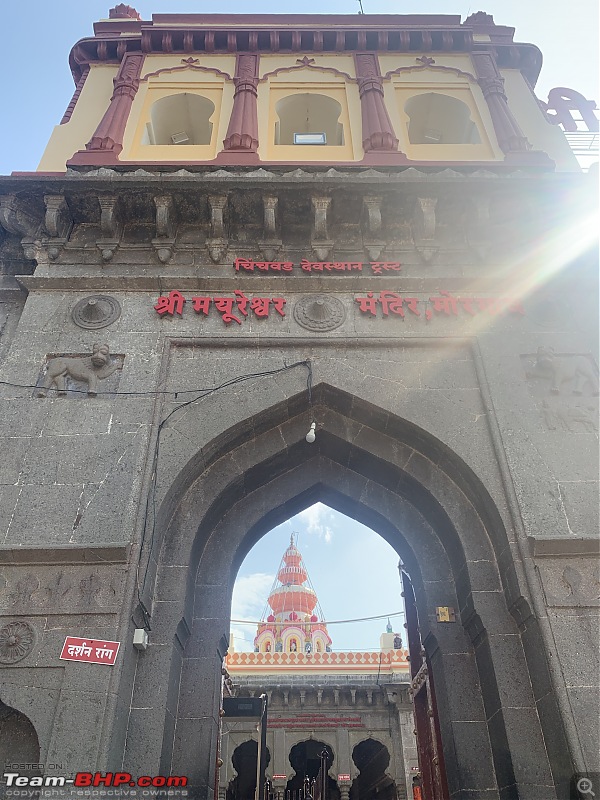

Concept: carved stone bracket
[[258, 195, 282, 260], [96, 196, 122, 262], [0, 195, 41, 238], [152, 195, 177, 264], [0, 195, 43, 261], [465, 196, 491, 260], [206, 194, 229, 263], [413, 197, 439, 264], [43, 195, 73, 261], [362, 195, 386, 261], [311, 196, 333, 260]]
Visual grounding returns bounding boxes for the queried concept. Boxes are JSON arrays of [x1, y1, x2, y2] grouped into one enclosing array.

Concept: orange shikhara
[[254, 536, 332, 655]]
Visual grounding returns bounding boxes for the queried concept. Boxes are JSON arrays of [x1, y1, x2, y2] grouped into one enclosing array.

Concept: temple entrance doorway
[[140, 385, 560, 799]]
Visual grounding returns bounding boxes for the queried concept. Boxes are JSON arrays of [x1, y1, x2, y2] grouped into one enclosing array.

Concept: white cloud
[[296, 503, 334, 543], [231, 572, 274, 619], [230, 572, 275, 652]]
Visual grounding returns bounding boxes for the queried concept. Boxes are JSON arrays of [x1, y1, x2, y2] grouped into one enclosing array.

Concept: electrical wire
[[135, 359, 313, 620], [231, 610, 404, 626]]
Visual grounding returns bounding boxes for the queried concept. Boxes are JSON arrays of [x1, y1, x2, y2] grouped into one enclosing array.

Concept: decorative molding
[[294, 295, 346, 332], [260, 61, 355, 83], [141, 60, 232, 82], [0, 620, 35, 664], [383, 64, 478, 83], [72, 296, 122, 330]]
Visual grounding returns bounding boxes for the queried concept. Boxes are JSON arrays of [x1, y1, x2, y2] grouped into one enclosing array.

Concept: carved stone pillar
[[219, 54, 260, 164], [354, 53, 407, 164], [69, 53, 144, 166], [472, 52, 553, 165]]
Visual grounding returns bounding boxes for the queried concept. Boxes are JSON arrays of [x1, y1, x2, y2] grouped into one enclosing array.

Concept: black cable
[[136, 360, 313, 618]]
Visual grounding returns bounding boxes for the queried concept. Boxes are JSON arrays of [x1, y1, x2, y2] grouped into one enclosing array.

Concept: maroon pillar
[[218, 54, 260, 165], [354, 53, 407, 164], [68, 53, 144, 166], [472, 52, 553, 166]]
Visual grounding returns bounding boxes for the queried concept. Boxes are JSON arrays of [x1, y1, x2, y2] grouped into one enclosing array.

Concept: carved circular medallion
[[0, 621, 35, 664], [72, 295, 121, 330], [294, 295, 346, 332]]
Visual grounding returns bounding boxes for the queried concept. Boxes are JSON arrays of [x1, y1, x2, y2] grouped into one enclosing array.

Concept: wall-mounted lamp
[[305, 422, 317, 444]]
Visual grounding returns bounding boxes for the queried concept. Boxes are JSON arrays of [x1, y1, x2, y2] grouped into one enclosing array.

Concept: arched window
[[405, 93, 481, 144], [275, 94, 344, 145], [289, 638, 298, 652], [143, 93, 215, 145]]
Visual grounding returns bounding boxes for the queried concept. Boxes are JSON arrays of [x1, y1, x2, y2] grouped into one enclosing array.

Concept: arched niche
[[226, 739, 271, 800], [287, 739, 339, 799], [0, 701, 41, 779], [405, 92, 481, 144], [126, 384, 566, 800], [350, 739, 397, 800], [275, 93, 344, 145], [142, 93, 215, 145]]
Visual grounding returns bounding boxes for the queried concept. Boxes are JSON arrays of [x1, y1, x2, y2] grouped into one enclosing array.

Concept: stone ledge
[[0, 543, 130, 565], [528, 536, 600, 557]]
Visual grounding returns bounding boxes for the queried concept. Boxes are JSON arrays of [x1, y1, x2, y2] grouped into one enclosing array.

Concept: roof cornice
[[67, 13, 542, 87]]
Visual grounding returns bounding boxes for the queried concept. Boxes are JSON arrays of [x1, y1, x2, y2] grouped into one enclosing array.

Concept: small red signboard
[[338, 775, 351, 782], [272, 775, 287, 780], [60, 636, 120, 665]]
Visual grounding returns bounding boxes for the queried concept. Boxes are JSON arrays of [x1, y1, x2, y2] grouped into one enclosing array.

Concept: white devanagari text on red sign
[[60, 636, 120, 665]]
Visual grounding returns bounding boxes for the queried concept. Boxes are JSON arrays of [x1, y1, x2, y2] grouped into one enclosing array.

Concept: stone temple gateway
[[0, 6, 598, 800]]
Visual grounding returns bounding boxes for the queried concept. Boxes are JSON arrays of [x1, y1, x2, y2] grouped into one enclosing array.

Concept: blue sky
[[231, 504, 406, 652], [1, 0, 598, 174]]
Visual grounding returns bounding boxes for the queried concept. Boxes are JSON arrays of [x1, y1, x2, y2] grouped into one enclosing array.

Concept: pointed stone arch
[[126, 383, 567, 800], [0, 700, 41, 783]]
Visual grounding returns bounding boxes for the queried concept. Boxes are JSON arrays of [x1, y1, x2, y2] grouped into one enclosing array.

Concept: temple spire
[[254, 537, 332, 654]]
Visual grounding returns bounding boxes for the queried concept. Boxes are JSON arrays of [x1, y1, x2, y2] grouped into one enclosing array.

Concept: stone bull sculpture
[[38, 343, 118, 397], [527, 347, 599, 395]]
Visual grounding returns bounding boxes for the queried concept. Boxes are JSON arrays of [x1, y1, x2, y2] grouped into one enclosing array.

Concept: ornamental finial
[[109, 4, 141, 19]]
